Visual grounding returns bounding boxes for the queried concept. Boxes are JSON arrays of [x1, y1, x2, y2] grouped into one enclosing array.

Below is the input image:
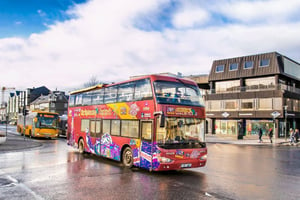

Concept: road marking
[[205, 192, 213, 197]]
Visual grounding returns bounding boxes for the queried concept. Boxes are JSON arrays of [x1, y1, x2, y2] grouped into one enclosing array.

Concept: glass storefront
[[215, 120, 238, 135], [246, 120, 274, 136]]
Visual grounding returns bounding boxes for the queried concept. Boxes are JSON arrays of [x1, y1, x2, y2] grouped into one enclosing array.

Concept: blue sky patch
[[0, 0, 87, 38]]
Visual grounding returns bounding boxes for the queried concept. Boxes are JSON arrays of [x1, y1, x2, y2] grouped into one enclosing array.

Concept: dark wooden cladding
[[209, 52, 282, 81]]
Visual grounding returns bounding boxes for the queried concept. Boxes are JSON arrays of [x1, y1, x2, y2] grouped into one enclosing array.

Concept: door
[[140, 120, 153, 170]]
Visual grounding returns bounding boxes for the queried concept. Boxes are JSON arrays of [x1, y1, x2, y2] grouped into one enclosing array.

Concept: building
[[206, 52, 300, 139], [30, 91, 68, 116], [5, 86, 51, 124]]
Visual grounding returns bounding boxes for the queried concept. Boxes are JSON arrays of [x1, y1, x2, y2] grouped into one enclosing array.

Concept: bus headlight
[[158, 156, 173, 163], [200, 155, 207, 160]]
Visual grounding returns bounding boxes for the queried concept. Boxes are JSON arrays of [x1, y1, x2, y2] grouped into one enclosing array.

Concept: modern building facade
[[206, 52, 300, 139]]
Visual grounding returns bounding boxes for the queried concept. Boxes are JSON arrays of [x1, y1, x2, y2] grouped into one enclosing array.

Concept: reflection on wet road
[[1, 135, 300, 200]]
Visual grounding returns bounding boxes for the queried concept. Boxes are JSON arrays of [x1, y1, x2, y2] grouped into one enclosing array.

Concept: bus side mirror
[[160, 113, 165, 128], [154, 111, 165, 128]]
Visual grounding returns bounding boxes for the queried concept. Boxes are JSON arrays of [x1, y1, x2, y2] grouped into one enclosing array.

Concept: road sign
[[271, 111, 280, 118]]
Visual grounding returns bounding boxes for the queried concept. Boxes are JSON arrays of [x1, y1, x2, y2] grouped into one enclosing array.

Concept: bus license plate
[[181, 163, 192, 168]]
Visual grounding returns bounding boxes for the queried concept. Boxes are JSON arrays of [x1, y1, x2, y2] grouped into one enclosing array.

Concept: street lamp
[[16, 91, 27, 140], [283, 105, 288, 141]]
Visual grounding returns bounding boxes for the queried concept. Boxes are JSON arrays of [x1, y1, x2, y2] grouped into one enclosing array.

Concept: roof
[[208, 52, 300, 82]]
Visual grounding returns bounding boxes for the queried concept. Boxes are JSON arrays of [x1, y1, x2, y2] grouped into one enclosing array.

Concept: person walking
[[258, 127, 263, 143], [289, 128, 295, 145], [295, 129, 299, 143], [268, 127, 273, 143]]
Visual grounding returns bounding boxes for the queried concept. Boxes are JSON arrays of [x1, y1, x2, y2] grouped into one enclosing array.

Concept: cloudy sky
[[1, 0, 300, 94]]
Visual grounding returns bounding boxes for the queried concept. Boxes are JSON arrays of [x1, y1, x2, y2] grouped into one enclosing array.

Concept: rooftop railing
[[207, 84, 300, 94]]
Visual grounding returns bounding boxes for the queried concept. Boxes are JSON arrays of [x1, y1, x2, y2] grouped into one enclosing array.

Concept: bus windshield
[[153, 80, 204, 107], [37, 114, 58, 128], [156, 117, 205, 148]]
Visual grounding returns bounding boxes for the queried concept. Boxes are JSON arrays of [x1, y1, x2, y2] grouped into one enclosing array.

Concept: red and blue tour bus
[[67, 74, 207, 171]]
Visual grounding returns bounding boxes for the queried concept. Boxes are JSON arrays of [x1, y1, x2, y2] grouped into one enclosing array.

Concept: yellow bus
[[17, 111, 59, 138]]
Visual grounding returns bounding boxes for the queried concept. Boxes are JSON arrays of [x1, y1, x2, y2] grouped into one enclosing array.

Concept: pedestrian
[[289, 128, 295, 145], [295, 129, 299, 143], [258, 127, 263, 143], [268, 128, 273, 143]]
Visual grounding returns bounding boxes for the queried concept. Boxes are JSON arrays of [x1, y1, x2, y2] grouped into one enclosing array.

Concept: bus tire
[[29, 130, 32, 138], [122, 147, 133, 168], [78, 138, 85, 154]]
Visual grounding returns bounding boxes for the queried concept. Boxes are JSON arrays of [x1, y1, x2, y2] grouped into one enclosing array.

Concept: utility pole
[[284, 105, 288, 141]]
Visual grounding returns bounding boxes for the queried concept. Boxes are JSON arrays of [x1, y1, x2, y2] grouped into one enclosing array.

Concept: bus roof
[[69, 75, 197, 95], [69, 84, 106, 95]]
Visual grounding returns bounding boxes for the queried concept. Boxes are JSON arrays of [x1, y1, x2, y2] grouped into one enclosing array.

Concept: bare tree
[[83, 76, 102, 87]]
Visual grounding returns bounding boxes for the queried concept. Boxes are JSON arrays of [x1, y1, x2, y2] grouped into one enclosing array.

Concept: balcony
[[208, 84, 300, 95]]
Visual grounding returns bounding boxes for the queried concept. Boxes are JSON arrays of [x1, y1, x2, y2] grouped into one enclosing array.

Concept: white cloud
[[219, 0, 300, 24], [0, 0, 300, 93], [171, 1, 210, 29]]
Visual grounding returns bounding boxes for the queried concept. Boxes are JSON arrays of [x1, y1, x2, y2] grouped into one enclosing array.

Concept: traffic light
[[23, 108, 29, 116]]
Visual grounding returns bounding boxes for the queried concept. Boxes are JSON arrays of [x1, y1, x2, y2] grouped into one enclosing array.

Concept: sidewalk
[[205, 134, 299, 146], [0, 131, 42, 153]]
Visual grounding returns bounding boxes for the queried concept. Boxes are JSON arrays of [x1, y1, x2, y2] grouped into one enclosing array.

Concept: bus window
[[111, 120, 120, 136], [76, 94, 83, 106], [141, 121, 152, 140], [92, 89, 104, 105], [82, 92, 92, 106], [117, 82, 134, 102], [69, 95, 76, 107], [104, 86, 118, 104], [90, 120, 96, 137], [95, 120, 101, 137], [103, 120, 111, 134], [121, 120, 139, 138], [134, 79, 152, 101], [81, 119, 89, 132]]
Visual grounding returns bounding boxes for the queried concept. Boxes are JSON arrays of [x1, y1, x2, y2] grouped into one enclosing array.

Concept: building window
[[245, 77, 275, 91], [229, 63, 238, 71], [258, 98, 272, 110], [241, 99, 254, 110], [259, 59, 270, 67], [216, 65, 224, 73], [244, 61, 254, 69], [224, 100, 238, 110], [208, 101, 221, 111], [215, 80, 240, 93]]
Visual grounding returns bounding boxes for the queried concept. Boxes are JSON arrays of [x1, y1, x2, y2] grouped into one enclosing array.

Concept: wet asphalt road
[[0, 126, 300, 200]]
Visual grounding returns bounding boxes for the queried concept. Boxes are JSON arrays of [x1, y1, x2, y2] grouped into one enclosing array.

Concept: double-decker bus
[[17, 111, 59, 138], [67, 75, 207, 171]]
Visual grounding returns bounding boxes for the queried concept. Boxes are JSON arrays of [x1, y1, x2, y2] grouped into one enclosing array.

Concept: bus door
[[88, 119, 102, 155], [140, 120, 153, 169]]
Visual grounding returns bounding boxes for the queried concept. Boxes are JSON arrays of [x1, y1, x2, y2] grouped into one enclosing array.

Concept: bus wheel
[[29, 130, 32, 138], [78, 139, 85, 154], [122, 147, 133, 168]]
